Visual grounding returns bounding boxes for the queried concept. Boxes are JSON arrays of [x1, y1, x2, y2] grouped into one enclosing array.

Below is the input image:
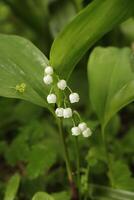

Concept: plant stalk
[[74, 137, 81, 200], [57, 119, 79, 200]]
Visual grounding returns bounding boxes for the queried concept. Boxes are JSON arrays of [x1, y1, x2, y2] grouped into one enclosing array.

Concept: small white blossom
[[63, 108, 72, 118], [47, 94, 56, 104], [71, 126, 81, 136], [82, 128, 92, 138], [45, 66, 53, 75], [69, 93, 80, 103], [55, 107, 64, 117], [43, 75, 53, 85], [78, 122, 87, 132], [57, 80, 67, 90]]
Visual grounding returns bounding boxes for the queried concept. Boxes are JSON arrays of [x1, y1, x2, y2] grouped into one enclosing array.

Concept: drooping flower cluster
[[72, 122, 92, 137], [43, 65, 92, 138]]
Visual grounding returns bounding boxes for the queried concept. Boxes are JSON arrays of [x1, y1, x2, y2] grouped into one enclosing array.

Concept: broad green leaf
[[52, 191, 70, 200], [50, 0, 134, 79], [32, 192, 54, 200], [5, 120, 58, 178], [0, 34, 51, 109], [5, 120, 45, 165], [108, 159, 134, 191], [4, 174, 20, 200], [88, 47, 134, 128], [90, 184, 134, 200], [27, 144, 56, 179]]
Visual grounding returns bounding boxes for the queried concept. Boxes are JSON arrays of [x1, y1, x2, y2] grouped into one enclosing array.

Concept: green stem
[[74, 137, 81, 200], [58, 119, 72, 181], [84, 156, 91, 200], [73, 110, 82, 121], [57, 119, 79, 200]]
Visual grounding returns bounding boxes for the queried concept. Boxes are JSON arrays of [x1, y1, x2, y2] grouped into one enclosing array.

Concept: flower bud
[[78, 122, 87, 132], [57, 80, 67, 90], [69, 93, 80, 103], [71, 126, 81, 136], [43, 75, 53, 85], [47, 94, 56, 104], [45, 66, 53, 75], [63, 108, 72, 118], [82, 128, 92, 138], [55, 108, 64, 117]]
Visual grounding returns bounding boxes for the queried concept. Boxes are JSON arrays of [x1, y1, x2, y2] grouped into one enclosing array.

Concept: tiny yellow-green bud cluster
[[15, 83, 26, 93]]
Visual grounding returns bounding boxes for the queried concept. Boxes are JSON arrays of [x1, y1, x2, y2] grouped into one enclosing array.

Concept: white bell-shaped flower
[[43, 75, 53, 85], [71, 126, 81, 136], [63, 108, 72, 118], [69, 93, 80, 103], [57, 80, 67, 90], [55, 107, 64, 117], [47, 94, 56, 104], [82, 128, 92, 138], [78, 122, 87, 132], [45, 66, 53, 75]]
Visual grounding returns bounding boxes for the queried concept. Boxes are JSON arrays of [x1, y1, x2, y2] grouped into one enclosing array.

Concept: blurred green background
[[0, 0, 134, 199]]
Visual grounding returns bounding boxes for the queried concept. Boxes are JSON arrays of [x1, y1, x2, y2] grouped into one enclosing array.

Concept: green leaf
[[4, 174, 20, 200], [121, 18, 134, 41], [49, 0, 76, 38], [0, 34, 50, 109], [90, 184, 134, 200], [52, 191, 70, 200], [50, 0, 134, 79], [32, 192, 54, 200], [120, 127, 134, 154], [88, 47, 134, 128], [27, 144, 56, 179], [109, 160, 134, 191]]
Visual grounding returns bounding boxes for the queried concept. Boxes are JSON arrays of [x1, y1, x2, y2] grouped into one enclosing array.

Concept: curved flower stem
[[74, 137, 81, 200], [73, 110, 82, 121], [67, 86, 73, 93], [57, 119, 79, 200]]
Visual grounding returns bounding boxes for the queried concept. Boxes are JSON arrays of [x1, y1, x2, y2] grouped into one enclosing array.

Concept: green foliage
[[49, 0, 76, 38], [109, 159, 134, 191], [90, 184, 134, 200], [52, 191, 70, 200], [5, 120, 58, 179], [0, 0, 134, 199], [27, 144, 56, 179], [121, 18, 134, 41], [50, 0, 134, 79], [120, 127, 134, 154], [0, 34, 50, 108], [4, 174, 20, 200], [88, 47, 134, 128], [32, 192, 54, 200]]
